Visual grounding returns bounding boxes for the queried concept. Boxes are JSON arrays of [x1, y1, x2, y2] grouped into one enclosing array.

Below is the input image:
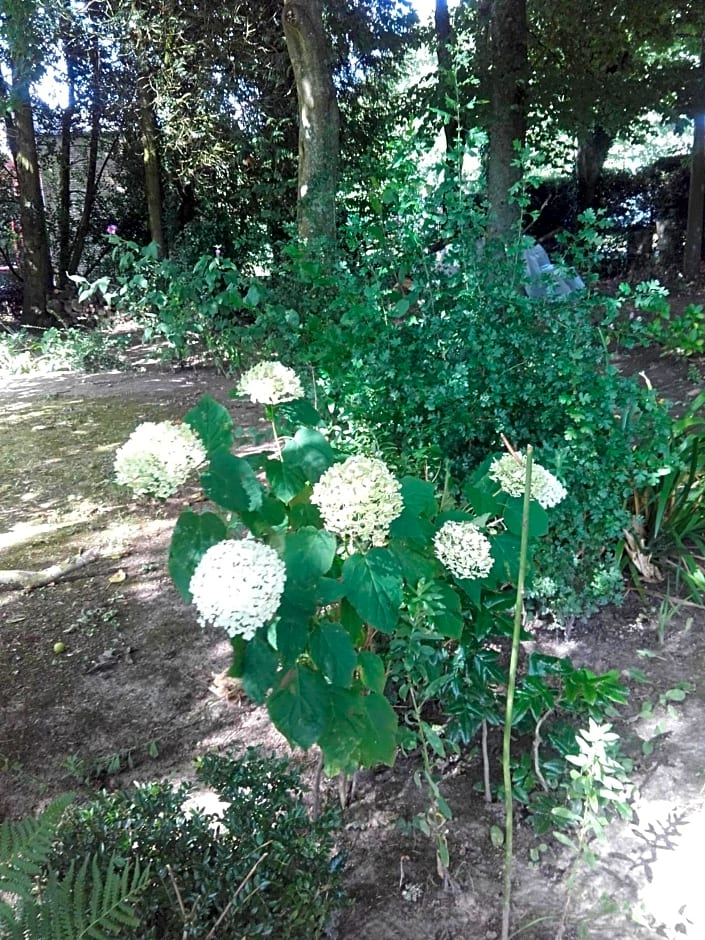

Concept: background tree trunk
[[683, 35, 705, 281], [435, 0, 458, 159], [282, 0, 340, 244], [486, 0, 528, 238], [5, 71, 54, 324], [576, 126, 612, 213], [137, 71, 166, 256]]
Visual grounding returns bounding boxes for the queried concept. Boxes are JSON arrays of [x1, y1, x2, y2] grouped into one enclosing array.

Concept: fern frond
[[24, 853, 150, 940], [0, 794, 74, 903]]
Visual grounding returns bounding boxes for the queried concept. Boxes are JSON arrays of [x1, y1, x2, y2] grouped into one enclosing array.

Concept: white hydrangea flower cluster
[[311, 455, 404, 546], [114, 421, 207, 499], [189, 539, 286, 640], [489, 454, 567, 509], [433, 520, 494, 580], [236, 360, 304, 405]]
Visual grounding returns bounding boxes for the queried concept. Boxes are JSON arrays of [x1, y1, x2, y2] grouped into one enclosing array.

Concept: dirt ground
[[1, 347, 705, 939]]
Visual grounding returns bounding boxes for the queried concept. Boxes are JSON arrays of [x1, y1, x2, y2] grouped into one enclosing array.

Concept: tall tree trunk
[[435, 0, 458, 159], [57, 32, 77, 289], [576, 126, 612, 213], [486, 0, 528, 238], [282, 0, 339, 245], [684, 35, 705, 281], [5, 72, 54, 325], [137, 71, 166, 256], [68, 34, 103, 275]]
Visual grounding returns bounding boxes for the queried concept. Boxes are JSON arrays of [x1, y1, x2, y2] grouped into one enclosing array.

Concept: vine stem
[[501, 445, 533, 940]]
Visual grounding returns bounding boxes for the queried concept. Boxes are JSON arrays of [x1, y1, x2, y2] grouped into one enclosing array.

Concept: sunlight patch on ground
[[633, 800, 705, 935]]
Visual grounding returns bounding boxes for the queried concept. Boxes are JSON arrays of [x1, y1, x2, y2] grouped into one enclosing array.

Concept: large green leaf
[[319, 689, 397, 774], [357, 651, 386, 694], [200, 451, 263, 513], [389, 510, 434, 544], [242, 634, 279, 703], [283, 527, 336, 583], [268, 665, 330, 749], [503, 495, 549, 538], [168, 511, 227, 600], [342, 549, 403, 633], [427, 581, 464, 639], [184, 395, 233, 456], [388, 539, 439, 584], [310, 621, 357, 687], [276, 398, 323, 428], [266, 459, 307, 504], [399, 476, 437, 516], [281, 428, 336, 483]]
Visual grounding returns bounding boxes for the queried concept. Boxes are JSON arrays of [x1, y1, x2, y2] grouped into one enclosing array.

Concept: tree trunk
[[137, 71, 166, 256], [57, 31, 77, 289], [684, 35, 705, 281], [486, 0, 528, 238], [576, 126, 612, 213], [68, 34, 103, 275], [435, 0, 458, 158], [282, 0, 340, 244], [5, 72, 54, 325]]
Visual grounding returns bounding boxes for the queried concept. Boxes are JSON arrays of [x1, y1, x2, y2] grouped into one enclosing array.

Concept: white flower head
[[114, 421, 206, 499], [236, 360, 304, 405], [189, 539, 286, 640], [311, 455, 403, 546], [489, 453, 567, 509], [434, 520, 494, 580]]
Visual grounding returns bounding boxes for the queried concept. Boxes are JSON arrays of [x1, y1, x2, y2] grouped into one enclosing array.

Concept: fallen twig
[[0, 548, 102, 591]]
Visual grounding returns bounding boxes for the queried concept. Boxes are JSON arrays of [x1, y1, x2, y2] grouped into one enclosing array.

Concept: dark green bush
[[49, 749, 343, 939]]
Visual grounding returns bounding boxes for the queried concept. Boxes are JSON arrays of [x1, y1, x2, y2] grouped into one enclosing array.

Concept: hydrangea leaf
[[242, 634, 279, 704], [168, 510, 227, 601], [283, 527, 336, 583], [276, 398, 323, 428], [399, 476, 437, 516], [427, 582, 464, 639], [184, 395, 233, 456], [388, 539, 439, 584], [228, 636, 246, 678], [266, 459, 307, 504], [319, 688, 397, 775], [310, 622, 357, 688], [357, 651, 386, 694], [268, 665, 330, 749], [275, 615, 309, 666], [201, 451, 263, 513], [503, 496, 549, 538], [342, 549, 403, 634], [389, 510, 434, 544], [282, 428, 336, 483]]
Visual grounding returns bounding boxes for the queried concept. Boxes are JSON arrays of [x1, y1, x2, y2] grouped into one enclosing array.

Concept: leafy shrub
[[50, 749, 343, 939], [0, 327, 126, 375]]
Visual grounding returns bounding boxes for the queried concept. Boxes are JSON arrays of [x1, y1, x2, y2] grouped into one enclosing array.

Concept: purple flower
[[106, 224, 118, 235], [214, 244, 222, 257]]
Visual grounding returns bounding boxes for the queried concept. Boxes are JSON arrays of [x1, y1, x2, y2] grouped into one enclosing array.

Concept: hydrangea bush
[[117, 367, 568, 775]]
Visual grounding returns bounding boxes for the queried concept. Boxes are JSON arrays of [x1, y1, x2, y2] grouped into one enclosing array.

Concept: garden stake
[[501, 444, 533, 940]]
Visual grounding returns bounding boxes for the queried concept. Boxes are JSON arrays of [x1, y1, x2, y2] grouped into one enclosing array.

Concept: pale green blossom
[[114, 421, 206, 499], [189, 539, 286, 640], [434, 520, 494, 580], [489, 454, 567, 509], [236, 360, 304, 405], [311, 455, 403, 546]]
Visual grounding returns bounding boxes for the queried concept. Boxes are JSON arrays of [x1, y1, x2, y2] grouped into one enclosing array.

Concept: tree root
[[0, 548, 101, 591]]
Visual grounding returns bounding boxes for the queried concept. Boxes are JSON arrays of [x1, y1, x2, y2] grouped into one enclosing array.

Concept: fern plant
[[0, 795, 149, 940]]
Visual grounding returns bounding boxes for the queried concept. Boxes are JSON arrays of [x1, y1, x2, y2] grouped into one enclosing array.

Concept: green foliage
[[603, 280, 705, 356], [625, 390, 705, 601], [0, 328, 127, 375], [0, 794, 149, 940], [50, 750, 343, 940]]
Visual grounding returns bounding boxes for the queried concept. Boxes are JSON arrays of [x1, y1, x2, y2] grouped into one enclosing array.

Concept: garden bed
[[1, 355, 705, 938]]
